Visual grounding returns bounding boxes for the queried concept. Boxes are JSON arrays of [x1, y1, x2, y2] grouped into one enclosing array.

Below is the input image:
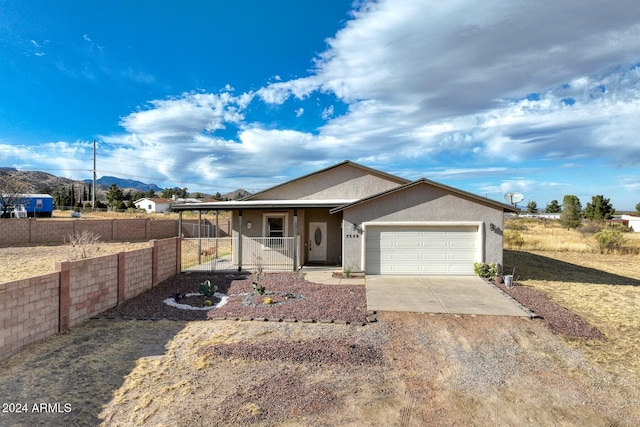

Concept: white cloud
[[61, 0, 640, 206]]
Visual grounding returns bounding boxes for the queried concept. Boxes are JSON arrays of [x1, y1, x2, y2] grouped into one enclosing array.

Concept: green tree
[[559, 195, 582, 229], [53, 186, 71, 209], [584, 195, 615, 221], [526, 201, 539, 214], [214, 191, 223, 201], [635, 202, 640, 215], [144, 188, 156, 198], [545, 199, 562, 213], [105, 184, 124, 210]]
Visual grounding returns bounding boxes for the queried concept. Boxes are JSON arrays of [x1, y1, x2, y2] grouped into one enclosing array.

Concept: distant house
[[607, 214, 640, 232], [133, 198, 173, 213]]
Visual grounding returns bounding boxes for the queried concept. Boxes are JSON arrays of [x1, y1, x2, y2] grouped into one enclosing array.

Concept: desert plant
[[474, 262, 500, 279], [66, 230, 101, 260], [593, 229, 626, 254], [199, 279, 218, 298], [252, 255, 266, 295], [263, 297, 273, 305], [503, 230, 525, 247]]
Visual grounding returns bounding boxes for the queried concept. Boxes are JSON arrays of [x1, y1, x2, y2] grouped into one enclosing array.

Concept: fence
[[0, 237, 181, 359], [182, 237, 300, 272], [0, 218, 178, 245]]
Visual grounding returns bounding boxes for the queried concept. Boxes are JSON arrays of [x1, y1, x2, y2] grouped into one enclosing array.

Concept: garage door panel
[[365, 225, 479, 275]]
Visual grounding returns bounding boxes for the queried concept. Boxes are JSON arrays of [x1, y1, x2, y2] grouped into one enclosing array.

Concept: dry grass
[[504, 218, 640, 377]]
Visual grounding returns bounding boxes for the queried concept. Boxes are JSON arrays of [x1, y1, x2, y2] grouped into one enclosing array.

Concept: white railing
[[182, 237, 299, 272]]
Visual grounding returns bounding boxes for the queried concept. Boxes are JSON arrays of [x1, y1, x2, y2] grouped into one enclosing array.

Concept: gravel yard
[[2, 243, 640, 426]]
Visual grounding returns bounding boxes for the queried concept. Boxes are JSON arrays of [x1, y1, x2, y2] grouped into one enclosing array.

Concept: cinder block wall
[[0, 237, 181, 359], [122, 248, 154, 301], [0, 273, 60, 358], [0, 218, 178, 245]]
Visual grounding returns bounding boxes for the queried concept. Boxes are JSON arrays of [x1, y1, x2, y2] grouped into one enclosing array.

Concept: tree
[[105, 184, 124, 210], [526, 201, 539, 214], [53, 186, 71, 209], [584, 195, 615, 221], [160, 187, 188, 199], [635, 202, 640, 215], [0, 171, 32, 218], [545, 199, 562, 213], [214, 191, 223, 201], [559, 195, 583, 229]]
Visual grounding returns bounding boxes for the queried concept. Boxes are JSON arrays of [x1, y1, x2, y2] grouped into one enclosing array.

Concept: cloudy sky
[[1, 0, 640, 210]]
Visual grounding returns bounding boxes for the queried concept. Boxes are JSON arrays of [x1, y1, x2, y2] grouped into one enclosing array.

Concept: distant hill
[[85, 176, 162, 193], [0, 168, 78, 193], [2, 168, 251, 201]]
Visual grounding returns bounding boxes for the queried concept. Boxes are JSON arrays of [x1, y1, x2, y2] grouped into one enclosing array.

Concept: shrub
[[503, 230, 524, 247], [593, 229, 626, 254], [579, 221, 604, 236], [474, 262, 500, 279]]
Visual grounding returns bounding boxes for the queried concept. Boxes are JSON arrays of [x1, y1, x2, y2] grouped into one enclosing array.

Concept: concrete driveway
[[366, 275, 532, 317]]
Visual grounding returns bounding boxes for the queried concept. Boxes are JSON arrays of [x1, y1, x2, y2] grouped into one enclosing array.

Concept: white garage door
[[365, 225, 479, 275]]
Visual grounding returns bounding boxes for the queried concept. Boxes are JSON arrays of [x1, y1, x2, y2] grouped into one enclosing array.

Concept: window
[[36, 199, 43, 209], [263, 213, 288, 246]]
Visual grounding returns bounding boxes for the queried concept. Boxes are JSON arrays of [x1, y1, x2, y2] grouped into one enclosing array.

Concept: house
[[607, 214, 640, 232], [133, 198, 173, 213], [172, 161, 517, 275]]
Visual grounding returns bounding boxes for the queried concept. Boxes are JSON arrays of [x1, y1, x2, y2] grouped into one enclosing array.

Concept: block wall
[[0, 273, 60, 359], [0, 218, 179, 245], [122, 247, 154, 300], [1, 237, 181, 359]]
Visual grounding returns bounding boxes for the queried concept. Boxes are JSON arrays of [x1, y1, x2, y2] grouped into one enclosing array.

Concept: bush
[[503, 230, 525, 247], [579, 221, 605, 236], [593, 229, 626, 254], [474, 262, 500, 279]]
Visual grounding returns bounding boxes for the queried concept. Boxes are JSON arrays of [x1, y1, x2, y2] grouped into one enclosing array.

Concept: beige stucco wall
[[340, 184, 506, 273], [251, 164, 406, 200]]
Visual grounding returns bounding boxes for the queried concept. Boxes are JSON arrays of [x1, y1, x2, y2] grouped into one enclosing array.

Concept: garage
[[364, 224, 480, 275]]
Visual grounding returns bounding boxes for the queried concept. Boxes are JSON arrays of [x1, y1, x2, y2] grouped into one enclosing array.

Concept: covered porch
[[174, 200, 348, 272]]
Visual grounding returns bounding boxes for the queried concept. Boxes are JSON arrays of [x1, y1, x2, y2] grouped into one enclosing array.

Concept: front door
[[308, 222, 327, 262]]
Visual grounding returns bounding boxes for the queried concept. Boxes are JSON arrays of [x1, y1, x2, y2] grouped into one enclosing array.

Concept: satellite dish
[[504, 192, 525, 206]]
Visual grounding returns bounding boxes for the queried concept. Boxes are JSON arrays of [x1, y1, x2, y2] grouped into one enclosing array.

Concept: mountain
[[86, 176, 162, 192], [0, 168, 78, 193]]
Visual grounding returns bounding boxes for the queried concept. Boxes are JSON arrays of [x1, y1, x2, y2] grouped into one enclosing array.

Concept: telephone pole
[[92, 139, 97, 209]]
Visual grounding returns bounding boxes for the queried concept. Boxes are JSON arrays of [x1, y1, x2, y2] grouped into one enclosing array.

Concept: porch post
[[178, 211, 182, 237], [237, 209, 243, 271], [197, 210, 202, 264], [293, 208, 298, 271], [215, 210, 219, 258]]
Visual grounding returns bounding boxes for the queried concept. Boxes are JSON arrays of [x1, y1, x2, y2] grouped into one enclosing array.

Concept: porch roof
[[171, 199, 357, 211]]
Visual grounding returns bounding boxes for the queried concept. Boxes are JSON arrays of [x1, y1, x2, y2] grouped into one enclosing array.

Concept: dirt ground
[[0, 242, 152, 283], [2, 242, 640, 425], [1, 314, 638, 426]]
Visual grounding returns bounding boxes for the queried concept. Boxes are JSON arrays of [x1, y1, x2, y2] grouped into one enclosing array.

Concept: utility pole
[[92, 139, 97, 209]]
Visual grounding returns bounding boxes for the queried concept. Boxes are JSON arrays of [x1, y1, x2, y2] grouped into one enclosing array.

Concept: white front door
[[308, 222, 327, 262]]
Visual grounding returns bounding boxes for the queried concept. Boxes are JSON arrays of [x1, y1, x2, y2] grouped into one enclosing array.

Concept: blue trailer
[[16, 194, 54, 218]]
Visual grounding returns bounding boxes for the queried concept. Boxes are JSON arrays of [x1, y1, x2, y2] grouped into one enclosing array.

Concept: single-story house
[[607, 214, 640, 232], [133, 197, 174, 213], [172, 160, 517, 275]]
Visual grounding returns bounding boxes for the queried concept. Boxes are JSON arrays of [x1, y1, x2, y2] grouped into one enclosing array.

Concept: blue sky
[[1, 0, 640, 210]]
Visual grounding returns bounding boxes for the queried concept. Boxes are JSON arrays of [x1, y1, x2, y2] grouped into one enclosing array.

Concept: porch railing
[[181, 237, 299, 272]]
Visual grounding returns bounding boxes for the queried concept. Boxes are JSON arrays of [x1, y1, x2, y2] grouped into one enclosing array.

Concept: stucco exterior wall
[[252, 164, 406, 200], [340, 184, 505, 272]]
